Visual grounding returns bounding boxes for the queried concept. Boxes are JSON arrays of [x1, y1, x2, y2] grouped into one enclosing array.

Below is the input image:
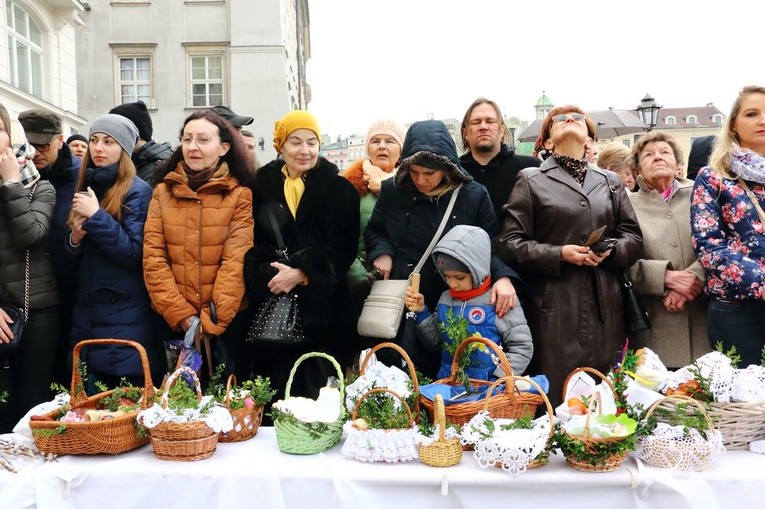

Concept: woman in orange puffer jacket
[[143, 110, 253, 379]]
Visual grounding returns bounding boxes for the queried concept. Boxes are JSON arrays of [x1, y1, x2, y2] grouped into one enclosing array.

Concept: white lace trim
[[341, 422, 419, 463], [137, 396, 233, 433]]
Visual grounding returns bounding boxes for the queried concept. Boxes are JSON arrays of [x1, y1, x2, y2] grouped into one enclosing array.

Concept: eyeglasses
[[30, 142, 52, 151], [179, 135, 219, 146], [551, 113, 586, 124]]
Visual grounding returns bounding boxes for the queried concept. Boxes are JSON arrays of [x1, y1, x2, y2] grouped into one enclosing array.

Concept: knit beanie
[[67, 133, 87, 145], [435, 252, 470, 275], [366, 119, 405, 149], [273, 110, 321, 152], [109, 101, 153, 142], [89, 114, 139, 156]]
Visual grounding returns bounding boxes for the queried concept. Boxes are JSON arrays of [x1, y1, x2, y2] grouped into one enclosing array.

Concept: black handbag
[[246, 209, 307, 344], [618, 272, 651, 332], [606, 176, 651, 333], [0, 183, 36, 355], [247, 292, 306, 344]]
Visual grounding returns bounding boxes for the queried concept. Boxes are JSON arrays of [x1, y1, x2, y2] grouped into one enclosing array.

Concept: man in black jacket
[[459, 98, 541, 223], [109, 101, 172, 184]]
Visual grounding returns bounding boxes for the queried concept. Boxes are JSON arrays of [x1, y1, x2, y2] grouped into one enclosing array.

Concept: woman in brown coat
[[143, 110, 253, 377], [499, 106, 643, 406], [627, 131, 708, 368]]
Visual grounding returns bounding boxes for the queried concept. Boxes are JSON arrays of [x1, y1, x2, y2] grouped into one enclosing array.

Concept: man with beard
[[459, 98, 541, 223]]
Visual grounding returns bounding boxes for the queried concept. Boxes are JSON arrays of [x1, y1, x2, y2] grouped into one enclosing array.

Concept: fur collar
[[340, 159, 368, 196]]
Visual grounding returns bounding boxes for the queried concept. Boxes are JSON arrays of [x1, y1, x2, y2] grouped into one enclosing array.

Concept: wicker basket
[[654, 398, 765, 450], [639, 395, 723, 471], [147, 367, 218, 461], [482, 375, 554, 471], [420, 336, 543, 426], [343, 387, 418, 463], [560, 367, 631, 472], [218, 374, 264, 443], [358, 342, 420, 415], [419, 394, 462, 467], [274, 352, 346, 455], [30, 339, 153, 455]]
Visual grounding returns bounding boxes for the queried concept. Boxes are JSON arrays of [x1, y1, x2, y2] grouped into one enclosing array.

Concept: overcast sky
[[305, 0, 760, 139]]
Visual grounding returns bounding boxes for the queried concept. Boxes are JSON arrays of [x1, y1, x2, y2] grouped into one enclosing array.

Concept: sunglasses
[[552, 113, 586, 124]]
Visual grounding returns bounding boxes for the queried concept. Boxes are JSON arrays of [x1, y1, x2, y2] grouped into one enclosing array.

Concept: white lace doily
[[341, 423, 419, 463], [345, 353, 412, 413], [634, 347, 669, 391], [731, 365, 765, 403], [665, 352, 735, 402], [637, 422, 724, 472], [137, 396, 233, 433]]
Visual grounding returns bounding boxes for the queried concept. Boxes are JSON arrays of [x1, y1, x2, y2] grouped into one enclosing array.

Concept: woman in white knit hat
[[65, 114, 164, 390], [340, 119, 405, 315]]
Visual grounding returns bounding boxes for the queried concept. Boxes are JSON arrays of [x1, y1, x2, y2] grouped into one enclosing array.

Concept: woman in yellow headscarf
[[243, 111, 360, 403]]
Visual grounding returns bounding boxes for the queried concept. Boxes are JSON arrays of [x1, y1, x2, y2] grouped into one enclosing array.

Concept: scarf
[[449, 276, 492, 301], [184, 162, 220, 191], [730, 148, 765, 184], [553, 153, 588, 186], [282, 165, 306, 218], [85, 163, 119, 198], [659, 179, 679, 203], [18, 157, 40, 189]]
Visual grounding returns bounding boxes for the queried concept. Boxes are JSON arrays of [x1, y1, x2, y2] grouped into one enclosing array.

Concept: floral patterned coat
[[691, 166, 765, 301]]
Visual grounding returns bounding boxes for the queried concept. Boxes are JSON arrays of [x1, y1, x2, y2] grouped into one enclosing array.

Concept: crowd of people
[[1, 85, 764, 431]]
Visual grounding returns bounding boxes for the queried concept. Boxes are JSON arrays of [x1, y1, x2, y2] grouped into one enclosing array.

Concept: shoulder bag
[[247, 209, 307, 344], [605, 176, 651, 333], [0, 183, 37, 354], [357, 185, 462, 339]]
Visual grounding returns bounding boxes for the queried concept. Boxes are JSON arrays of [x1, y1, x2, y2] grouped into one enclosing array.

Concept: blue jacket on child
[[414, 225, 533, 380]]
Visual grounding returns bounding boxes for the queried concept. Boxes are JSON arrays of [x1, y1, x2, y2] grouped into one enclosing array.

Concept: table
[[2, 428, 763, 509]]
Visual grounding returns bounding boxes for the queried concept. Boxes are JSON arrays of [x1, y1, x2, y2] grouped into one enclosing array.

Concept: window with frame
[[687, 115, 697, 126], [119, 56, 152, 104], [666, 116, 676, 126], [190, 54, 224, 107], [6, 1, 43, 97]]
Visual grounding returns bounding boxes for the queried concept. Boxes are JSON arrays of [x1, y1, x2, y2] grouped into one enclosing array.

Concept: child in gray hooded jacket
[[406, 225, 532, 380]]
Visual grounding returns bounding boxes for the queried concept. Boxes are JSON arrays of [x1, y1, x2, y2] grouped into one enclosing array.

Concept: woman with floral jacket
[[691, 85, 765, 366]]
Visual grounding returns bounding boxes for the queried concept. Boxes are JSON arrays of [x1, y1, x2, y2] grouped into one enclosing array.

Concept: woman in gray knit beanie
[[65, 113, 165, 388]]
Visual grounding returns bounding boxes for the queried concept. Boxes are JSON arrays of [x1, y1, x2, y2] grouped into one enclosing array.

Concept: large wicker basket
[[358, 342, 420, 415], [638, 395, 723, 471], [420, 336, 543, 426], [30, 339, 153, 455], [654, 398, 765, 450], [560, 368, 631, 472], [274, 352, 346, 455], [218, 374, 264, 443], [147, 367, 218, 461], [419, 394, 462, 467]]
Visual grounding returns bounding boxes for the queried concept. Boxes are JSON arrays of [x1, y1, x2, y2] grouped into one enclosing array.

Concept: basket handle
[[359, 342, 420, 414], [161, 366, 203, 408], [580, 390, 605, 441], [434, 393, 446, 443], [450, 335, 514, 395], [285, 351, 345, 404], [481, 375, 555, 442], [224, 374, 237, 408], [561, 366, 616, 404], [70, 339, 155, 407], [643, 394, 715, 434], [351, 387, 414, 428]]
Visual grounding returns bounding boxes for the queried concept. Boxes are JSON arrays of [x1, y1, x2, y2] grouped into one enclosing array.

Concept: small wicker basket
[[274, 352, 346, 455], [420, 336, 543, 426], [148, 367, 218, 461], [30, 339, 153, 455], [218, 375, 264, 443], [560, 367, 631, 472], [638, 395, 723, 471], [419, 394, 462, 467]]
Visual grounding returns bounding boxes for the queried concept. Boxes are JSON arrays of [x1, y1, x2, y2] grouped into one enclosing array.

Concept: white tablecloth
[[2, 428, 763, 509]]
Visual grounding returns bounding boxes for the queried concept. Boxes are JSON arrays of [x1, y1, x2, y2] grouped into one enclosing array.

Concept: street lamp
[[636, 93, 663, 131], [509, 126, 516, 148]]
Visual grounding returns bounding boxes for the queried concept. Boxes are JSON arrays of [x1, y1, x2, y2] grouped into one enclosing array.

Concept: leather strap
[[411, 184, 462, 276]]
